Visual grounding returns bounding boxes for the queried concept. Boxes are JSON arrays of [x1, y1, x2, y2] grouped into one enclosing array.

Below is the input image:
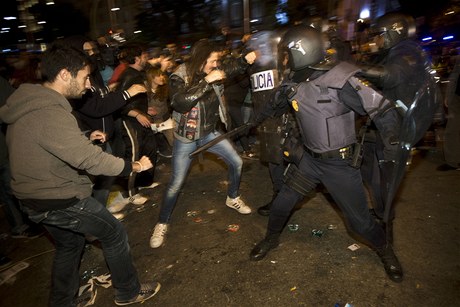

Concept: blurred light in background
[[359, 8, 370, 19]]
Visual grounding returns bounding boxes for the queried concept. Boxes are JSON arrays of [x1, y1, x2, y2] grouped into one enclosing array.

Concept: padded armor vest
[[288, 62, 360, 153]]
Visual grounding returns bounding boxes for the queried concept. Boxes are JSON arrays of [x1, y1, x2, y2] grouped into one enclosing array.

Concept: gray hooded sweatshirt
[[0, 83, 130, 211]]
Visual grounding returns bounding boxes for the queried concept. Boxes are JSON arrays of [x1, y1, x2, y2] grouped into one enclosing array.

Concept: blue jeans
[[158, 131, 243, 223], [22, 197, 140, 307]]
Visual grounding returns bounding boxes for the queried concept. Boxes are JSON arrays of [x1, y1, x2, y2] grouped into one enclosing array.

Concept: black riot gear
[[279, 25, 324, 71], [248, 26, 405, 282], [374, 12, 416, 50]]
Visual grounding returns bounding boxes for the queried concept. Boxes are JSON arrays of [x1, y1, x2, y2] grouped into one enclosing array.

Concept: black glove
[[271, 86, 288, 108]]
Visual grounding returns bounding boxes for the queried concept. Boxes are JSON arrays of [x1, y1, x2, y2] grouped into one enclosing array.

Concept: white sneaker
[[112, 212, 126, 221], [107, 192, 130, 213], [129, 194, 149, 206], [150, 223, 168, 248], [226, 196, 252, 214]]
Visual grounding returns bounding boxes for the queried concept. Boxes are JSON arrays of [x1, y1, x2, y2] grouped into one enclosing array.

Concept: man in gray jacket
[[0, 45, 160, 306]]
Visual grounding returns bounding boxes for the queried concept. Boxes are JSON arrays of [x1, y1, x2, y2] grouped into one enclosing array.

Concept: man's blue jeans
[[21, 197, 141, 307], [158, 131, 243, 223]]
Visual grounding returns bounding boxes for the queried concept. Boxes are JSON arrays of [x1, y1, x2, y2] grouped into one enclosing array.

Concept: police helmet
[[304, 15, 325, 31], [279, 25, 324, 71], [375, 12, 416, 49]]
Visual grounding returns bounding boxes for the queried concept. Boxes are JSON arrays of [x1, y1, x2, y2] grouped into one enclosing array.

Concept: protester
[[109, 48, 129, 86], [149, 39, 257, 248], [0, 45, 160, 306], [147, 47, 175, 75], [83, 40, 114, 85], [117, 43, 159, 190], [54, 36, 147, 212], [146, 66, 174, 157]]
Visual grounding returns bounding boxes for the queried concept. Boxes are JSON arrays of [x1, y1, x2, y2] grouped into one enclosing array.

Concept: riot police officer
[[249, 25, 404, 283], [358, 12, 432, 243], [245, 30, 293, 216]]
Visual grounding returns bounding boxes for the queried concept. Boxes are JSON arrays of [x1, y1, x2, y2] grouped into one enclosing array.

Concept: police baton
[[188, 123, 252, 158]]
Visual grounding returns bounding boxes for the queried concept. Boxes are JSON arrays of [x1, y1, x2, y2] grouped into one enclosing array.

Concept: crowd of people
[[0, 10, 458, 306]]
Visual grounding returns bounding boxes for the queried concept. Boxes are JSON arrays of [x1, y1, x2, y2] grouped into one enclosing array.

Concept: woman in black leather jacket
[[149, 39, 257, 248]]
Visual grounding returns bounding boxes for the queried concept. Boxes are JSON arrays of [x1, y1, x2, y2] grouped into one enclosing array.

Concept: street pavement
[[0, 138, 459, 306]]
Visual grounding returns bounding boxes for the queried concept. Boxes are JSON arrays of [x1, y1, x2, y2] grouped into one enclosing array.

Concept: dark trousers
[[267, 152, 386, 249], [0, 162, 27, 233], [361, 136, 394, 220], [121, 119, 158, 163], [92, 142, 117, 206], [268, 161, 285, 196], [122, 119, 158, 187]]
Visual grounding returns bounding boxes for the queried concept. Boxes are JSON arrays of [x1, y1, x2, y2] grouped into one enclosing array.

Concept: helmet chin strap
[[308, 59, 335, 71]]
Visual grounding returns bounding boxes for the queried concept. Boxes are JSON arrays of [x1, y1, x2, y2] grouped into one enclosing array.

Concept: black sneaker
[[258, 193, 279, 216], [257, 203, 271, 216], [11, 226, 44, 239], [114, 281, 161, 306]]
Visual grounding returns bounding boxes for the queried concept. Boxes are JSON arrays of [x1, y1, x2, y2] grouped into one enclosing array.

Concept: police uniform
[[250, 25, 404, 283], [246, 30, 294, 215], [358, 12, 432, 238]]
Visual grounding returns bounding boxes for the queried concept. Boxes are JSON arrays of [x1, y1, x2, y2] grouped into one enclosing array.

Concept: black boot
[[257, 193, 278, 216], [376, 244, 403, 283], [257, 203, 271, 216], [250, 235, 280, 261]]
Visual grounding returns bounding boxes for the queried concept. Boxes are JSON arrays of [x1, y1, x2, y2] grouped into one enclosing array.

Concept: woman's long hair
[[145, 66, 168, 102], [186, 39, 222, 86]]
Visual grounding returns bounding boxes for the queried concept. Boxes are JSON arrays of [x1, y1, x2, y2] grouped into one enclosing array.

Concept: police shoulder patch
[[291, 99, 299, 112]]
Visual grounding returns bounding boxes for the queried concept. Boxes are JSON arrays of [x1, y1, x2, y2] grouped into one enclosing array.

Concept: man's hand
[[205, 69, 226, 84], [132, 155, 153, 173], [89, 130, 107, 143], [108, 82, 118, 92], [244, 51, 257, 65], [135, 113, 152, 128], [126, 84, 147, 97]]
